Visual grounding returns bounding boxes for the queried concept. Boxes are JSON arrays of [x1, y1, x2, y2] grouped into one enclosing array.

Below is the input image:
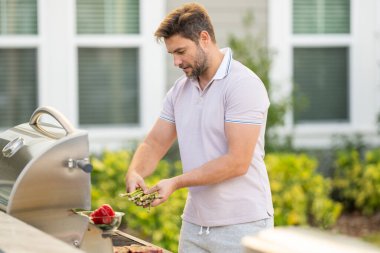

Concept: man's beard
[[187, 46, 208, 80]]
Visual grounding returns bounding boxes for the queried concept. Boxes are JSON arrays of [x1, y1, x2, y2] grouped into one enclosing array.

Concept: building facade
[[0, 0, 379, 152]]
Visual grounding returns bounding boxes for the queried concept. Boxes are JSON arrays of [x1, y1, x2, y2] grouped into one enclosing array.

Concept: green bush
[[332, 148, 380, 215], [90, 150, 186, 252], [266, 153, 342, 228]]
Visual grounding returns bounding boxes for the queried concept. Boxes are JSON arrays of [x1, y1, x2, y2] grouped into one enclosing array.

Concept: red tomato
[[90, 204, 115, 224], [101, 204, 115, 216]]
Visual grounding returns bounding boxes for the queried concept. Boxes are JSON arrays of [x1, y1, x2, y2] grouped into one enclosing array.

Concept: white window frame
[[269, 0, 380, 148], [0, 0, 166, 151]]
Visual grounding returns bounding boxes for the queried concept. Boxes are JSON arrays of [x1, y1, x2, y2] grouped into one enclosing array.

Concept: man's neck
[[198, 48, 224, 90]]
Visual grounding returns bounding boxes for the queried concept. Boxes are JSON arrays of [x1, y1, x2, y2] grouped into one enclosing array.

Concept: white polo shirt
[[160, 48, 274, 227]]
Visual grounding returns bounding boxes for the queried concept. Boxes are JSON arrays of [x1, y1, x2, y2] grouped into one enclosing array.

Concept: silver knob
[[73, 240, 80, 247]]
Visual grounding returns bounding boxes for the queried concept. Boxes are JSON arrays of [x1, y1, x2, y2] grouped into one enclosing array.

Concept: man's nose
[[173, 55, 182, 67]]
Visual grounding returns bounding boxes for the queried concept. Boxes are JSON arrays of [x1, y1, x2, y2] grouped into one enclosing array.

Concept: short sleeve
[[159, 87, 175, 124], [225, 77, 270, 125]]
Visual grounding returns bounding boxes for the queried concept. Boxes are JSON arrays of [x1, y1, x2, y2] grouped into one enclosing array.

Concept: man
[[125, 3, 274, 252]]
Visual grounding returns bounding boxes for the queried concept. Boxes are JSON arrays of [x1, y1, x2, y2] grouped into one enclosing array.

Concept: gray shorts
[[178, 217, 274, 253]]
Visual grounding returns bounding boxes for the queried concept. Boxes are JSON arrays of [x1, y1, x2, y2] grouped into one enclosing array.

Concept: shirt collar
[[213, 47, 232, 80], [188, 47, 233, 90]]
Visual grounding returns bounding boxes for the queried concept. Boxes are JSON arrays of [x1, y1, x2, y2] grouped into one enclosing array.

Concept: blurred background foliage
[[266, 153, 342, 228], [332, 147, 380, 215]]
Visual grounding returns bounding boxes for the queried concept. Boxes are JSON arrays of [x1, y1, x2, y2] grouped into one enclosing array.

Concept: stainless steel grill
[[0, 106, 168, 253], [0, 106, 92, 248]]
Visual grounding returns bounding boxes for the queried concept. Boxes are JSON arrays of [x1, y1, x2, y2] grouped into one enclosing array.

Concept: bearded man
[[125, 3, 274, 252]]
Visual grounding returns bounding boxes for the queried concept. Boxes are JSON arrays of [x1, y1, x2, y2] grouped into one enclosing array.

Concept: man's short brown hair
[[154, 3, 216, 44]]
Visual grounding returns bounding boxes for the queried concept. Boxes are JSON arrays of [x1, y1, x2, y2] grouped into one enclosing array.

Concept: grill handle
[[29, 106, 76, 138]]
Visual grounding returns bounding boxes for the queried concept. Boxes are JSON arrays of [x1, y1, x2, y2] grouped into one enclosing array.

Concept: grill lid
[[0, 106, 92, 246]]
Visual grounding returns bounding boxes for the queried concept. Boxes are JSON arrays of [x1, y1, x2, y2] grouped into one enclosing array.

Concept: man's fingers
[[145, 185, 159, 194], [139, 183, 148, 192], [144, 198, 162, 208], [126, 181, 147, 193]]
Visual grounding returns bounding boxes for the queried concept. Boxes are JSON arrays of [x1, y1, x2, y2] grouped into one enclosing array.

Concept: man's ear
[[199, 31, 210, 48]]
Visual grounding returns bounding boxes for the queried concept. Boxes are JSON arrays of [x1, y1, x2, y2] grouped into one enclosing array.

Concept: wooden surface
[[0, 211, 85, 253], [242, 227, 380, 253], [0, 211, 172, 253]]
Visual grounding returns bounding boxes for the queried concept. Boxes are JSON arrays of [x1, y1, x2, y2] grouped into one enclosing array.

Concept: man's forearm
[[128, 141, 162, 178], [128, 119, 177, 179]]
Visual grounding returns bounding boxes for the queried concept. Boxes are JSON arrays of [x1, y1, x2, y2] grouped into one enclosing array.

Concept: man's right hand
[[125, 171, 147, 193]]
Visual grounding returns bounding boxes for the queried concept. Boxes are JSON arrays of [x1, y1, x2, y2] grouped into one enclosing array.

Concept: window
[[292, 0, 350, 123], [293, 0, 350, 34], [0, 49, 37, 126], [76, 0, 141, 126], [0, 0, 38, 127], [78, 48, 139, 125], [0, 0, 38, 34], [293, 47, 349, 122], [76, 0, 139, 34]]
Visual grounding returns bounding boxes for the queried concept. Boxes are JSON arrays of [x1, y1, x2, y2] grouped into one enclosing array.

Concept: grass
[[362, 232, 380, 247]]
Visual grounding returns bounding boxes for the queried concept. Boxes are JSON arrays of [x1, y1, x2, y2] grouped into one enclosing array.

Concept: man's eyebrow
[[169, 47, 186, 54]]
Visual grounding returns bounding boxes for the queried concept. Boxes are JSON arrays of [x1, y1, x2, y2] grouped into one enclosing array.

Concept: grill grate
[[111, 233, 144, 247]]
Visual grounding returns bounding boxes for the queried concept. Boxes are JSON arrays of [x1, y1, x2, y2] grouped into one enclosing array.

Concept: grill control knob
[[67, 158, 93, 173], [77, 160, 93, 173]]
